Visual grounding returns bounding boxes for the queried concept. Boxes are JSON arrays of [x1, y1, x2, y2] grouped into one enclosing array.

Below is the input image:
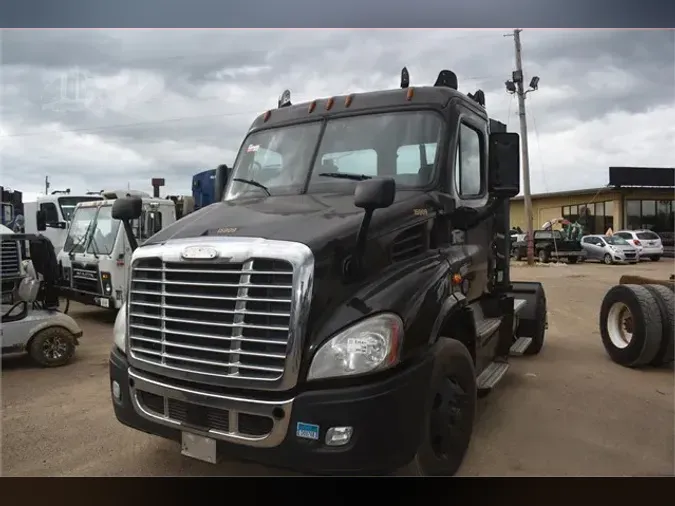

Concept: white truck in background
[[24, 191, 104, 254], [56, 190, 178, 310]]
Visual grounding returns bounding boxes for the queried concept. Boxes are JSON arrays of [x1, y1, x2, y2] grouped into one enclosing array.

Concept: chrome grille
[[1, 240, 21, 280], [71, 261, 101, 293], [128, 256, 294, 383]]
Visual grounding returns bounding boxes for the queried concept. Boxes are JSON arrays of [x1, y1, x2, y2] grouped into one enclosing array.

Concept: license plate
[[296, 422, 320, 441], [181, 432, 218, 464], [649, 241, 655, 246], [99, 298, 109, 308]]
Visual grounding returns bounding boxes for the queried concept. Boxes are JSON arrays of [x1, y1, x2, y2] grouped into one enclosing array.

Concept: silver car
[[613, 229, 664, 261], [580, 234, 639, 265]]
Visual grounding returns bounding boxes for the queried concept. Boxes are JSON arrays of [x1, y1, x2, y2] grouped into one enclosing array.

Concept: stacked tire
[[599, 284, 674, 367]]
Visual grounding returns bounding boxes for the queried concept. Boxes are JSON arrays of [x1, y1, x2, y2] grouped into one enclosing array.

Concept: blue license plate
[[296, 422, 320, 440]]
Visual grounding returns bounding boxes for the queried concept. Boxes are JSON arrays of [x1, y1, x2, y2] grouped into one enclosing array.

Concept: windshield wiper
[[318, 172, 372, 181], [67, 232, 89, 257], [89, 235, 100, 258], [232, 178, 271, 196]]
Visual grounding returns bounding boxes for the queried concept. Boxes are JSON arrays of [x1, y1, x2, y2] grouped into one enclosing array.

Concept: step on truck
[[109, 69, 548, 476], [57, 191, 178, 310]]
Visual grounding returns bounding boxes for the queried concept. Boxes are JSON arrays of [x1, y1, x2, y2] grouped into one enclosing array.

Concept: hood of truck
[[143, 190, 423, 251]]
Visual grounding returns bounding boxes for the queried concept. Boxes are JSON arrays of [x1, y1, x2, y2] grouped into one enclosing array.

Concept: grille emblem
[[181, 246, 219, 260]]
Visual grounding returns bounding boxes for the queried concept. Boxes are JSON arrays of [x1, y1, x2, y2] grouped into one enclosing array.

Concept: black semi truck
[[109, 69, 548, 476]]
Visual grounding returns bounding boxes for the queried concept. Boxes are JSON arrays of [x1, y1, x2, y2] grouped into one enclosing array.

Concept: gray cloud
[[1, 29, 673, 198]]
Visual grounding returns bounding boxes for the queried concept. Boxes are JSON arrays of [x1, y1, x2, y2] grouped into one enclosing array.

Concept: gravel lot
[[2, 260, 674, 476]]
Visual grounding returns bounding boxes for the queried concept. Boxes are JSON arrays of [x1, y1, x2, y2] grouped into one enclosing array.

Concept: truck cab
[[108, 70, 548, 476], [57, 193, 177, 310], [24, 192, 104, 254]]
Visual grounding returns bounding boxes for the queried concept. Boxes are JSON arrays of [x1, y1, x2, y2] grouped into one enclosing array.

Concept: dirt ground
[[2, 260, 674, 477]]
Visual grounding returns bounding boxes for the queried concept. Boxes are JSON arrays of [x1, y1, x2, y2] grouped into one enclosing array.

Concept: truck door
[[39, 201, 65, 250], [447, 100, 491, 301]]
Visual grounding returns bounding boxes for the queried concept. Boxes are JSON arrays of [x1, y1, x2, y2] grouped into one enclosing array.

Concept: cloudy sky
[[1, 29, 673, 202]]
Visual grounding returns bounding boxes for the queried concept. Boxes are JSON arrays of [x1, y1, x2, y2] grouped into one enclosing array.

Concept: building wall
[[509, 188, 674, 232], [509, 190, 621, 230]]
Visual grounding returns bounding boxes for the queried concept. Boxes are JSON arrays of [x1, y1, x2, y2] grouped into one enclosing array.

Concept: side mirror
[[351, 177, 396, 278], [36, 210, 46, 231], [354, 177, 396, 210], [214, 164, 230, 202], [112, 196, 143, 221], [488, 132, 520, 198]]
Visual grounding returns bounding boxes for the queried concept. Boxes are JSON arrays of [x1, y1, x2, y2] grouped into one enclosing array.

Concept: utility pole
[[505, 29, 540, 265], [44, 175, 50, 195]]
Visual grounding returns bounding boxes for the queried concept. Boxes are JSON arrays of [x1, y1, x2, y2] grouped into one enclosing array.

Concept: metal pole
[[513, 29, 535, 265]]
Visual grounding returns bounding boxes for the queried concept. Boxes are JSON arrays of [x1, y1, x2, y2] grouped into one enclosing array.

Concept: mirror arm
[[122, 220, 139, 252]]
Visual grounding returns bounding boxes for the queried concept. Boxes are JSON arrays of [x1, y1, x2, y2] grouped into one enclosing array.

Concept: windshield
[[63, 204, 121, 255], [63, 206, 98, 253], [605, 236, 630, 246], [224, 111, 444, 200], [87, 205, 121, 255], [58, 196, 103, 222]]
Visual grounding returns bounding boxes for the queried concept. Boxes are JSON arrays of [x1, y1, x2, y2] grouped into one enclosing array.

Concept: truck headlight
[[307, 313, 403, 381], [113, 303, 127, 353]]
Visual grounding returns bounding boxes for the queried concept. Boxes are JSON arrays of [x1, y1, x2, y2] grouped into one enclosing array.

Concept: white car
[[613, 230, 664, 261]]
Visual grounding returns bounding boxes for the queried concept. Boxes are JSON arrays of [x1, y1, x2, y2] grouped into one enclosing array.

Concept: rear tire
[[523, 289, 547, 356], [599, 285, 663, 367], [396, 339, 476, 476], [603, 253, 613, 265], [643, 284, 674, 366], [538, 249, 550, 263], [568, 257, 578, 264], [28, 326, 77, 367], [651, 256, 661, 262]]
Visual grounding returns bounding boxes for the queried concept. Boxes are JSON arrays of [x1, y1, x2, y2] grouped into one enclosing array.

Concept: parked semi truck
[[192, 165, 231, 211], [109, 70, 548, 476], [56, 190, 177, 310]]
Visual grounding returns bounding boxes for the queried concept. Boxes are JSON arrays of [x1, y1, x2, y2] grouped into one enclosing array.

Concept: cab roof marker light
[[263, 110, 271, 122], [406, 87, 414, 101], [308, 101, 317, 113], [345, 94, 354, 107], [326, 97, 335, 111]]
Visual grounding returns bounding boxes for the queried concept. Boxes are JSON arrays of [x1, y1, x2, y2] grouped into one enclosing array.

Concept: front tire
[[28, 327, 77, 367], [599, 284, 663, 367], [603, 253, 613, 265], [523, 289, 547, 355], [396, 339, 476, 476]]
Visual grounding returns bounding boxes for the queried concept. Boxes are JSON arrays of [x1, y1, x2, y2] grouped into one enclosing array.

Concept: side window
[[454, 123, 483, 197], [582, 237, 592, 244], [320, 149, 377, 177], [396, 143, 438, 175], [40, 202, 59, 223], [139, 210, 163, 241]]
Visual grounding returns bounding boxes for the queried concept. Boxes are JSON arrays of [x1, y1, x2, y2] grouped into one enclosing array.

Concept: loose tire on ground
[[599, 284, 663, 367], [396, 339, 476, 476], [28, 326, 77, 367], [643, 284, 674, 366]]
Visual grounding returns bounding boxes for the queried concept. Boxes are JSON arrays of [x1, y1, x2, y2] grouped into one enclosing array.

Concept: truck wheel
[[643, 284, 674, 366], [512, 248, 522, 261], [523, 290, 547, 355], [599, 285, 663, 367], [537, 249, 550, 263], [568, 256, 578, 264], [603, 253, 613, 265], [28, 327, 77, 367], [397, 339, 476, 476]]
